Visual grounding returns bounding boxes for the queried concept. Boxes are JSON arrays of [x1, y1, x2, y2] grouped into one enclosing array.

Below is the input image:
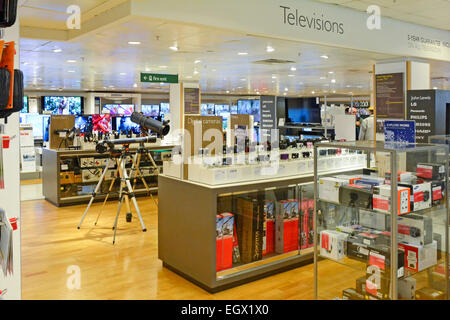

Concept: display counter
[[158, 161, 366, 292], [43, 144, 173, 207]]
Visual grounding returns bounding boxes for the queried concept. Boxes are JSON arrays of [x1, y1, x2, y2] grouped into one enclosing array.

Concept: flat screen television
[[230, 105, 238, 114], [20, 113, 45, 138], [92, 114, 112, 133], [142, 105, 160, 118], [237, 100, 260, 123], [114, 116, 140, 134], [215, 105, 229, 115], [75, 116, 93, 133], [102, 104, 134, 115], [160, 103, 170, 121], [285, 97, 321, 125], [43, 96, 83, 115], [21, 96, 28, 113]]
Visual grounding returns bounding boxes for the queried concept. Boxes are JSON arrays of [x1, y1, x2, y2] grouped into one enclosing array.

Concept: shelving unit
[[313, 141, 449, 300], [43, 145, 173, 207]]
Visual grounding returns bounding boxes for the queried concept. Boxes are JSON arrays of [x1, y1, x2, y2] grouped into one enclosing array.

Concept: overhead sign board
[[140, 73, 179, 84]]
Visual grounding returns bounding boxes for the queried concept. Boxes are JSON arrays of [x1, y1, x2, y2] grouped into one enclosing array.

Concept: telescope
[[96, 136, 157, 154], [130, 112, 170, 136]]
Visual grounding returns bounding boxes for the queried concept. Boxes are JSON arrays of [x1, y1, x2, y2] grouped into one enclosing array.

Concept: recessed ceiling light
[[194, 60, 201, 64], [284, 88, 288, 91], [283, 92, 287, 96], [433, 87, 438, 90], [288, 74, 295, 77], [145, 68, 151, 72], [226, 90, 230, 93], [320, 76, 326, 80], [193, 70, 199, 75], [256, 91, 260, 95], [169, 46, 179, 51], [66, 60, 77, 63], [320, 55, 329, 59], [332, 90, 336, 93], [238, 52, 248, 55], [133, 83, 138, 88], [346, 85, 351, 88], [22, 62, 29, 65], [290, 67, 297, 71], [128, 41, 141, 45], [68, 70, 75, 73], [53, 48, 62, 53], [266, 46, 275, 53], [120, 73, 126, 75], [241, 78, 246, 81], [328, 71, 334, 74], [159, 66, 168, 68], [331, 79, 336, 83], [312, 91, 315, 94]]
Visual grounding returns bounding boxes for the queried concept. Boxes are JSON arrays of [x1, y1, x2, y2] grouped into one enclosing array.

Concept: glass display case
[[314, 141, 449, 300]]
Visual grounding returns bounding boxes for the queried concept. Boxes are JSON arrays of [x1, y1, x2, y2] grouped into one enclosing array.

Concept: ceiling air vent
[[253, 59, 296, 65]]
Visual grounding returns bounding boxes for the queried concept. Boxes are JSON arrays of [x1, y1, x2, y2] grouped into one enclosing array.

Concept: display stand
[[313, 141, 449, 300]]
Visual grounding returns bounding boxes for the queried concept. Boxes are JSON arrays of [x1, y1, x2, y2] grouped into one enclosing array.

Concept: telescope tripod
[[77, 146, 147, 244]]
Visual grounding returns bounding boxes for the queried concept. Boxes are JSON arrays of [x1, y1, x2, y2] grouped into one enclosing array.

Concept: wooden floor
[[21, 196, 436, 300], [21, 196, 320, 300]]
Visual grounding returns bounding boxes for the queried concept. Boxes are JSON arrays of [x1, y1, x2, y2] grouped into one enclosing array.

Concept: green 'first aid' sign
[[140, 73, 179, 83]]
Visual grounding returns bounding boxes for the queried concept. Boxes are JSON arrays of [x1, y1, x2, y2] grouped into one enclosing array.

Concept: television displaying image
[[250, 100, 260, 123], [20, 113, 45, 138], [215, 104, 229, 115], [160, 103, 170, 121], [115, 116, 140, 134], [237, 100, 252, 114], [230, 105, 238, 114], [43, 115, 51, 142], [286, 97, 321, 124], [102, 104, 134, 115], [44, 96, 83, 115], [92, 114, 112, 133], [142, 105, 160, 118], [75, 116, 93, 133], [21, 96, 28, 113]]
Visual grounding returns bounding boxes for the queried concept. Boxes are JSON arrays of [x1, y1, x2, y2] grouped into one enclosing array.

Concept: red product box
[[300, 199, 315, 249], [275, 200, 299, 254], [216, 213, 234, 272]]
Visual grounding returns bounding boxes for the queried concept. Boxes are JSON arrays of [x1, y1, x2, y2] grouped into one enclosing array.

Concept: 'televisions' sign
[[280, 5, 344, 35], [140, 73, 178, 83]]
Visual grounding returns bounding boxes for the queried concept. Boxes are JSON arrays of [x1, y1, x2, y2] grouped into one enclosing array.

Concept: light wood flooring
[[20, 196, 436, 300]]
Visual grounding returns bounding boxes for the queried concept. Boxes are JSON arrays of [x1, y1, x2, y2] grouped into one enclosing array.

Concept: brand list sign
[[406, 90, 436, 143], [260, 96, 277, 140]]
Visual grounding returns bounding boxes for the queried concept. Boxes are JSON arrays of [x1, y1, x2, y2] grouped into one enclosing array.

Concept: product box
[[398, 214, 433, 246], [417, 163, 446, 181], [415, 287, 445, 300], [320, 230, 348, 261], [299, 198, 314, 249], [385, 171, 415, 185], [339, 184, 373, 209], [365, 246, 405, 300], [263, 201, 274, 256], [275, 200, 299, 254], [399, 182, 432, 212], [399, 240, 437, 272], [216, 213, 234, 272], [352, 175, 385, 189], [431, 181, 445, 206], [372, 184, 411, 215], [346, 237, 371, 262], [342, 288, 365, 300], [236, 198, 264, 264], [356, 277, 366, 294], [359, 209, 388, 231], [318, 177, 352, 204], [398, 278, 416, 300]]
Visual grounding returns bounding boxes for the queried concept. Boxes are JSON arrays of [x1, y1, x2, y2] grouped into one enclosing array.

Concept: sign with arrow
[[140, 73, 179, 84]]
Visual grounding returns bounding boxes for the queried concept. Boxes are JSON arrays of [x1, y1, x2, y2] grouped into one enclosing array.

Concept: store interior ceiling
[[19, 0, 450, 96]]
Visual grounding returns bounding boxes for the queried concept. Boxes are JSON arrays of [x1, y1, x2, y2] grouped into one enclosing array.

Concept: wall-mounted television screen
[[230, 105, 238, 114], [215, 105, 229, 115], [21, 96, 28, 113], [160, 103, 170, 121], [142, 105, 160, 118], [43, 96, 83, 115], [92, 114, 112, 133], [285, 97, 321, 125], [102, 104, 134, 115], [114, 116, 141, 134], [237, 100, 260, 123], [75, 116, 93, 133]]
